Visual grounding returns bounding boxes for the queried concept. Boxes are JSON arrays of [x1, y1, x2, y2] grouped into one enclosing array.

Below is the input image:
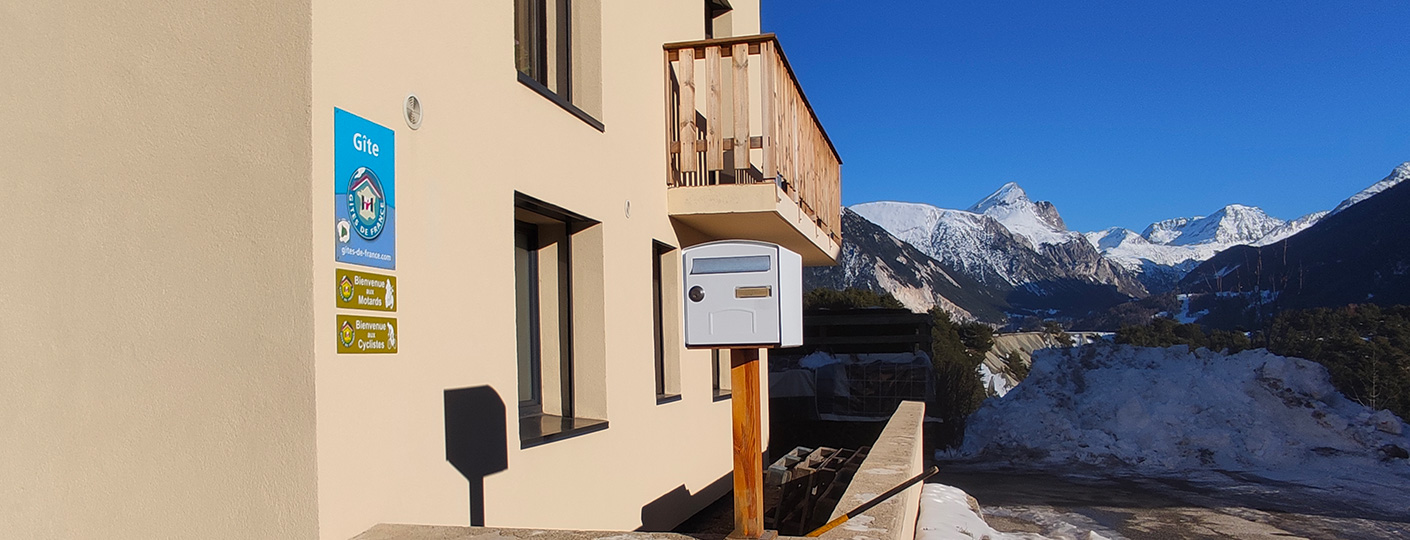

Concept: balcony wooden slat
[[664, 51, 676, 186], [677, 47, 697, 178], [732, 42, 749, 177], [760, 40, 776, 182], [705, 45, 723, 173]]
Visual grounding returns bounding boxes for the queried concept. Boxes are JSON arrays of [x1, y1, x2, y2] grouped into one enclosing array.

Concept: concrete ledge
[[356, 403, 926, 540], [353, 524, 725, 540], [819, 401, 925, 540]]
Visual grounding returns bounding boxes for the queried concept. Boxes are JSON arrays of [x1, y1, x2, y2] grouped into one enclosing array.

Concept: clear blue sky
[[761, 0, 1410, 233]]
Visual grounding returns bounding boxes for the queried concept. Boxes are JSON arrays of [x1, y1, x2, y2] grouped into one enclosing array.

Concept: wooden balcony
[[665, 34, 842, 266]]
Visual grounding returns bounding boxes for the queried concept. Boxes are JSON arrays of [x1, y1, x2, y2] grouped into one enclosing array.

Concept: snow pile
[[918, 484, 1110, 540], [963, 344, 1410, 474], [979, 363, 1014, 397]]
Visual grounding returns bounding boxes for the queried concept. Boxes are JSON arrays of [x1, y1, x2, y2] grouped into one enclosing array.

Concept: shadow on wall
[[639, 473, 733, 533], [445, 386, 509, 527]]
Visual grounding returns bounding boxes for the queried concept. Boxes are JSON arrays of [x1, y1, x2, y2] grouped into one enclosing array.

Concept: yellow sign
[[338, 314, 398, 354], [337, 268, 397, 312]]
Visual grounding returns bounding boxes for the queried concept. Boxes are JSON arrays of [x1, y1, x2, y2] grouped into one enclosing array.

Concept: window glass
[[515, 225, 542, 416]]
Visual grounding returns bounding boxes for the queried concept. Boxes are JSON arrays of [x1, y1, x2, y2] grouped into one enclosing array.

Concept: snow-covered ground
[[918, 483, 1112, 540], [959, 344, 1410, 519]]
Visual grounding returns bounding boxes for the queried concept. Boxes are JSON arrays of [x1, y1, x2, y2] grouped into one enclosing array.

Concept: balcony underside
[[668, 183, 840, 266]]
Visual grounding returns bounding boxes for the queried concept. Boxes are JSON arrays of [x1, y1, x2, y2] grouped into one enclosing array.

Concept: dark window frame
[[514, 192, 607, 448], [712, 349, 731, 401], [705, 0, 733, 39], [653, 241, 681, 404], [515, 0, 604, 132]]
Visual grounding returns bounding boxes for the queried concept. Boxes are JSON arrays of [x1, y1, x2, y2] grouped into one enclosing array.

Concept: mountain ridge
[[825, 161, 1409, 327], [850, 185, 1146, 318]]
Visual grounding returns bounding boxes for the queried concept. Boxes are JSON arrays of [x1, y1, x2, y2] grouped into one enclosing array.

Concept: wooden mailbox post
[[729, 347, 771, 539]]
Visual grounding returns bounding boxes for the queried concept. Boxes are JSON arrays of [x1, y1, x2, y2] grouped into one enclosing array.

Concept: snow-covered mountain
[[966, 182, 1075, 247], [1091, 205, 1287, 291], [804, 209, 1009, 322], [828, 161, 1410, 323], [851, 186, 1146, 317], [853, 201, 1030, 287], [1329, 161, 1410, 215], [1252, 211, 1329, 247], [1140, 204, 1284, 247], [1091, 162, 1410, 292], [1181, 167, 1410, 311]]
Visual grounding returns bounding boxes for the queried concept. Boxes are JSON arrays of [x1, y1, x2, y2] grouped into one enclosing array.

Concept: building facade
[[2, 1, 841, 539]]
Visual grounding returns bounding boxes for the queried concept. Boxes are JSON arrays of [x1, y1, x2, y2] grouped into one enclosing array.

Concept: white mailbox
[[683, 240, 802, 349]]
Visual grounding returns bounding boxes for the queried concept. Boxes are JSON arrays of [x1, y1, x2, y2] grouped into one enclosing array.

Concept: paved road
[[932, 463, 1410, 540]]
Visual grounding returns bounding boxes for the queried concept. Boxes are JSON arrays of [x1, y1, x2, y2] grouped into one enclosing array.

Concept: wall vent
[[404, 94, 423, 130]]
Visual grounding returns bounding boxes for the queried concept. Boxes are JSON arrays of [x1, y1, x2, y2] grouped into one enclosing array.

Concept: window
[[514, 193, 608, 447], [514, 0, 603, 130], [515, 0, 568, 96], [712, 349, 732, 401], [654, 242, 681, 403], [705, 0, 733, 39]]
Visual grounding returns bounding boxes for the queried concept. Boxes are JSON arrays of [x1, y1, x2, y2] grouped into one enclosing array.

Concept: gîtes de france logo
[[347, 166, 388, 240], [340, 320, 355, 347], [339, 275, 355, 303]]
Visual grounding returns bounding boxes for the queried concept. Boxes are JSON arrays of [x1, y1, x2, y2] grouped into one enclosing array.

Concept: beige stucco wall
[[3, 0, 793, 537], [312, 1, 770, 538], [0, 2, 317, 539]]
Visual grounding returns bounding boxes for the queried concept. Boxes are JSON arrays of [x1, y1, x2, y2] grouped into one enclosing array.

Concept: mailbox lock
[[688, 285, 705, 302]]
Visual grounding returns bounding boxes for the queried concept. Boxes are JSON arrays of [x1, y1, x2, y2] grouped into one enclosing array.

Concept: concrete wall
[[0, 2, 317, 539], [822, 401, 925, 540], [312, 1, 769, 538]]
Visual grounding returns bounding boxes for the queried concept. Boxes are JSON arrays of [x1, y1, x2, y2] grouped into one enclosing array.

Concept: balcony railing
[[665, 34, 842, 242]]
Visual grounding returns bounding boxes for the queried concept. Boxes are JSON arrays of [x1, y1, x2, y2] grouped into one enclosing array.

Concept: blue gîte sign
[[334, 108, 396, 269]]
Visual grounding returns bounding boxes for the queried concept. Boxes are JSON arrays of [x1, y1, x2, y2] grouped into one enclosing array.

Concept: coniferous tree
[[930, 307, 987, 448], [803, 287, 905, 310], [1004, 350, 1030, 381]]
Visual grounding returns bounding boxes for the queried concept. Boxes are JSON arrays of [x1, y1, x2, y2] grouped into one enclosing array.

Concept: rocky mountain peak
[[1033, 200, 1067, 231], [968, 182, 1029, 213], [962, 182, 1075, 246]]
